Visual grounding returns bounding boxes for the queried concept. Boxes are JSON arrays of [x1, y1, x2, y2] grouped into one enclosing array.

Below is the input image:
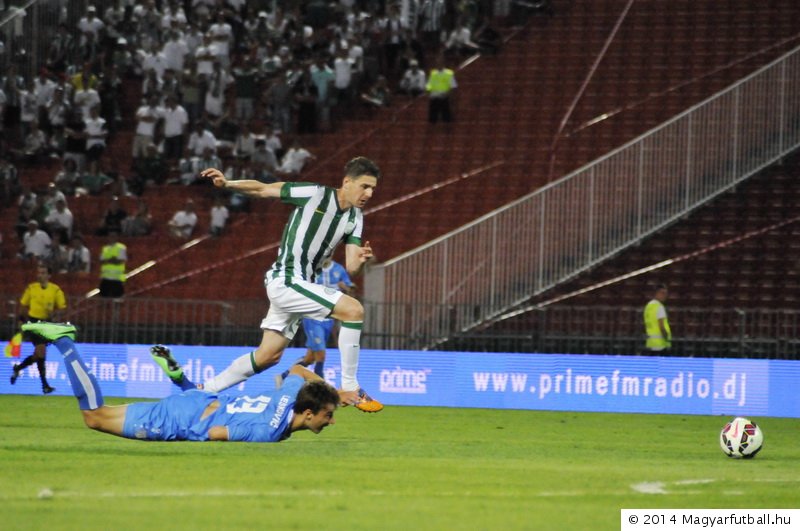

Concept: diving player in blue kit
[[22, 321, 358, 443]]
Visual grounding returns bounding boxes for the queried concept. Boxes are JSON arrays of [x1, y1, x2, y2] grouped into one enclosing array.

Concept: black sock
[[35, 358, 49, 387], [16, 355, 36, 371]]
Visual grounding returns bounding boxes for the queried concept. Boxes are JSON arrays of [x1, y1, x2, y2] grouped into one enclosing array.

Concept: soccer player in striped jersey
[[159, 157, 382, 412]]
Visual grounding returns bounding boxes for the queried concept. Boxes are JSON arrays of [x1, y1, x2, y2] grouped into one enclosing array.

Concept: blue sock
[[53, 337, 104, 410], [281, 356, 308, 380], [314, 361, 324, 378], [174, 374, 197, 392]]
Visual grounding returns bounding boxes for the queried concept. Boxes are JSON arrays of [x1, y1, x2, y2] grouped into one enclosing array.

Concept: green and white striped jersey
[[268, 182, 363, 282]]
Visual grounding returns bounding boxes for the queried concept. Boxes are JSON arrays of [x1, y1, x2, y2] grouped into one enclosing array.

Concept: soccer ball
[[719, 417, 763, 459]]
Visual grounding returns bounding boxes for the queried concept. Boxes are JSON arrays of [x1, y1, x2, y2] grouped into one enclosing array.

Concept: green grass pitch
[[1, 395, 798, 531]]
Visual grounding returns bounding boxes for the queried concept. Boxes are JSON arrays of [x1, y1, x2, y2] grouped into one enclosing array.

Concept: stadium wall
[[3, 343, 798, 418]]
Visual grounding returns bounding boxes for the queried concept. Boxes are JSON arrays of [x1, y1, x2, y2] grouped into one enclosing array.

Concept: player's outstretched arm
[[288, 365, 359, 405], [200, 168, 285, 199]]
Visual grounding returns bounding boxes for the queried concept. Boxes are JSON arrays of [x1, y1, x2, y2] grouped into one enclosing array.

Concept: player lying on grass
[[22, 321, 359, 442]]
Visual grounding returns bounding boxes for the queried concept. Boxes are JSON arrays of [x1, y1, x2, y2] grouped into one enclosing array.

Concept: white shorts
[[260, 276, 344, 340]]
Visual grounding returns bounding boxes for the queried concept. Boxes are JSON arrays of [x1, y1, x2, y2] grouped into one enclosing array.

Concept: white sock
[[203, 352, 257, 393], [339, 321, 362, 391]]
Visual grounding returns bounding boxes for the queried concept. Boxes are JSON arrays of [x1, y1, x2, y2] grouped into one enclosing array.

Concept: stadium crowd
[[0, 0, 504, 279]]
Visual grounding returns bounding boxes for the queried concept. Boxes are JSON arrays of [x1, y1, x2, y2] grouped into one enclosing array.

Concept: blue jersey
[[314, 261, 353, 290], [122, 376, 305, 443]]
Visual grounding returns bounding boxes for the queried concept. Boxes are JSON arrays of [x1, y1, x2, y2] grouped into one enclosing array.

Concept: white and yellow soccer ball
[[719, 417, 763, 459]]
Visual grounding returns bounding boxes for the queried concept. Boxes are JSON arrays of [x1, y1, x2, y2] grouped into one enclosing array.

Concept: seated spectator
[[43, 182, 67, 211], [278, 140, 315, 174], [444, 21, 481, 57], [361, 76, 392, 108], [180, 147, 222, 185], [54, 158, 80, 196], [20, 220, 52, 261], [251, 139, 278, 173], [96, 196, 127, 236], [263, 125, 283, 159], [398, 59, 426, 97], [65, 234, 91, 273], [48, 235, 70, 274], [44, 198, 74, 241], [15, 120, 49, 163], [122, 199, 153, 236], [233, 122, 257, 160], [78, 167, 113, 196], [187, 120, 217, 157], [168, 199, 198, 239], [15, 187, 37, 238], [209, 196, 229, 237]]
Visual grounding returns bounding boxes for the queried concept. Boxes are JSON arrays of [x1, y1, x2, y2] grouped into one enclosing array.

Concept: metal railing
[[4, 295, 798, 359], [363, 303, 800, 360], [3, 295, 268, 346], [364, 44, 800, 350]]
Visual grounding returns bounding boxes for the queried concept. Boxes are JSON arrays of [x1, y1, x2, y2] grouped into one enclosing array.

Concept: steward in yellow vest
[[643, 284, 672, 354], [99, 231, 127, 298]]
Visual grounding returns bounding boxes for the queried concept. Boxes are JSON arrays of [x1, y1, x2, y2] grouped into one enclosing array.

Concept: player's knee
[[253, 347, 283, 368], [337, 297, 364, 322]]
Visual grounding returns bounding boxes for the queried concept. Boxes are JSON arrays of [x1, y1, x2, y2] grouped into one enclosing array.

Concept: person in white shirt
[[162, 94, 189, 161], [162, 30, 189, 73], [209, 196, 229, 236], [333, 48, 353, 103], [187, 121, 217, 157], [45, 199, 74, 240], [278, 141, 315, 174], [168, 199, 198, 239], [194, 34, 217, 77], [73, 85, 101, 120], [133, 94, 163, 159], [21, 220, 52, 260], [84, 106, 107, 168], [399, 59, 427, 96], [233, 122, 257, 160], [208, 12, 233, 68], [77, 6, 105, 46], [445, 22, 480, 56]]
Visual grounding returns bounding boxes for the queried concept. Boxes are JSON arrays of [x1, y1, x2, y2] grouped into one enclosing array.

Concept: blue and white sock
[[53, 337, 104, 410]]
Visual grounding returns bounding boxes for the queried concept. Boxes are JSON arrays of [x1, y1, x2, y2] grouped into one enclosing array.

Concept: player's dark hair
[[344, 156, 381, 179], [654, 283, 668, 292], [293, 381, 340, 414]]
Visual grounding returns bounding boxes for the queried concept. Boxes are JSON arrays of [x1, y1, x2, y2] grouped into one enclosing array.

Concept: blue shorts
[[122, 390, 216, 441], [303, 318, 334, 350]]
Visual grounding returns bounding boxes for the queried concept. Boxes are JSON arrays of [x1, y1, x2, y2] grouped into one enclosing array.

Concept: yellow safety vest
[[100, 242, 127, 282], [643, 299, 671, 349], [426, 69, 455, 94]]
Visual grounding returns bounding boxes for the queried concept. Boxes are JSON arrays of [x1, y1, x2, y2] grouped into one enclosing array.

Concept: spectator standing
[[187, 121, 217, 157], [133, 94, 163, 160], [267, 71, 293, 134], [98, 231, 127, 298], [209, 196, 229, 236], [84, 106, 107, 172], [162, 94, 189, 163], [232, 57, 259, 123]]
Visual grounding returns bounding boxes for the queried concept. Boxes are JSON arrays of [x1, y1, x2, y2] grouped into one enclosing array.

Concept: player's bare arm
[[289, 365, 359, 405], [345, 241, 374, 276], [200, 168, 284, 198]]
